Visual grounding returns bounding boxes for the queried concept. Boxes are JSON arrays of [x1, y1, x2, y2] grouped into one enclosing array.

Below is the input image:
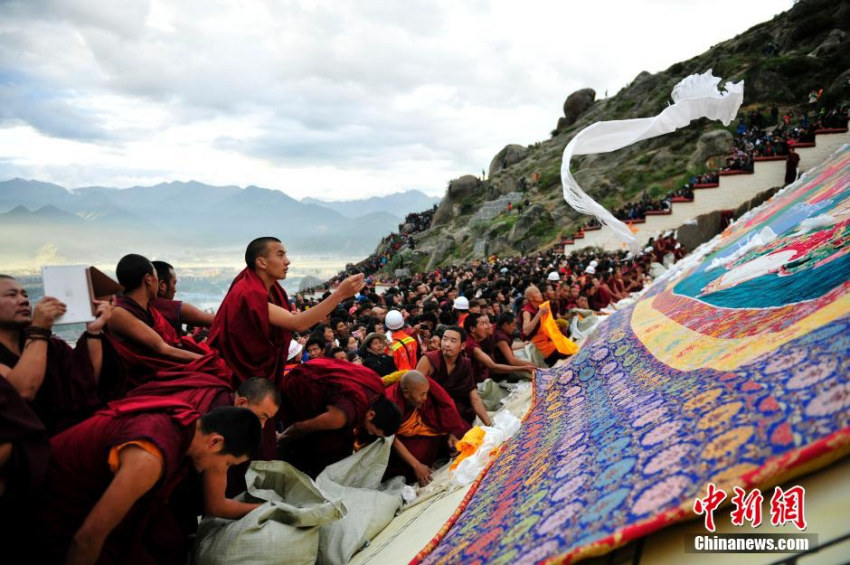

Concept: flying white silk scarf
[[560, 70, 744, 250]]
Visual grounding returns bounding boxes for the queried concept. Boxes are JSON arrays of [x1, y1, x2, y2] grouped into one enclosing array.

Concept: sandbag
[[477, 379, 509, 411], [315, 437, 403, 565], [194, 460, 345, 565]]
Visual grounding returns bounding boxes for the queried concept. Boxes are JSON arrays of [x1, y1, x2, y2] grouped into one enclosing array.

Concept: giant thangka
[[415, 145, 850, 563]]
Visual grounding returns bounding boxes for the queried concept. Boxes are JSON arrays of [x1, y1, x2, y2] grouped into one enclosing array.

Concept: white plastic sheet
[[450, 411, 522, 487], [561, 70, 744, 250]]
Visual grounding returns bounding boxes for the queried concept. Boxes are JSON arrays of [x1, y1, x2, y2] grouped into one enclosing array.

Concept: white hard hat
[[547, 271, 560, 281], [385, 309, 404, 330], [453, 296, 469, 310], [585, 265, 596, 274]]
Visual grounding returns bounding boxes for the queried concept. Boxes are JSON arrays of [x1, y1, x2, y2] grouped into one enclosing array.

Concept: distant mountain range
[[0, 178, 439, 269], [302, 190, 439, 219]]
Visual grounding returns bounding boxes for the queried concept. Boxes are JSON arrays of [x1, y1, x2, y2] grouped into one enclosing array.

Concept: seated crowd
[[726, 104, 848, 167], [0, 229, 685, 562]]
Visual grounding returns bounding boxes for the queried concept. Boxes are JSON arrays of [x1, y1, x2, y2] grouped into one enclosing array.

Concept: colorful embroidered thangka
[[415, 144, 850, 564]]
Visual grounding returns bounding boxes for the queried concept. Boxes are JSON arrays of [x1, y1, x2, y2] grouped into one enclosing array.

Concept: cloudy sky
[[0, 0, 791, 200]]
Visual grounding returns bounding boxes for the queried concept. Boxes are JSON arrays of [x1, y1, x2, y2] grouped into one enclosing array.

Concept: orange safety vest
[[391, 333, 418, 371]]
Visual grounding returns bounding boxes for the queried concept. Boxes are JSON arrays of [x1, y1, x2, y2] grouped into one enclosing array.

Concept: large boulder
[[425, 235, 456, 270], [827, 68, 850, 102], [488, 144, 529, 178], [447, 175, 481, 199], [808, 28, 847, 58], [689, 129, 733, 169], [745, 70, 794, 104], [432, 175, 482, 225], [562, 88, 596, 127]]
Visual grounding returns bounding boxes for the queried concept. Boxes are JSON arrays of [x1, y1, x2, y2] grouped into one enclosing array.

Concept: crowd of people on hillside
[[398, 206, 437, 235]]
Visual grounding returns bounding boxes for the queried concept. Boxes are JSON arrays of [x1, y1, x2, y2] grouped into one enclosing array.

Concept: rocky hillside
[[386, 0, 850, 271]]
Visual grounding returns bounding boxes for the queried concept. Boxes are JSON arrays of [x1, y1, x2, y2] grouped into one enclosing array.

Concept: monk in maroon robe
[[106, 254, 232, 395], [416, 326, 492, 426], [208, 237, 366, 386], [40, 398, 262, 565], [0, 275, 119, 435], [384, 370, 469, 485], [127, 374, 280, 529], [278, 358, 402, 477], [0, 376, 50, 558], [151, 260, 215, 337], [208, 237, 365, 461]]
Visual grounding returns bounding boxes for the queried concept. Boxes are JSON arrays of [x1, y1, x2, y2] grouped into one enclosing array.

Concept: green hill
[[391, 0, 849, 271]]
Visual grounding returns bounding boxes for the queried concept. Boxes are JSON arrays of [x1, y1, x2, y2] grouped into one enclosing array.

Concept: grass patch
[[538, 164, 562, 190]]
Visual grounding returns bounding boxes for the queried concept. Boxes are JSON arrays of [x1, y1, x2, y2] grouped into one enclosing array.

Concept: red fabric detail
[[464, 336, 491, 384], [0, 335, 105, 436], [279, 358, 384, 476], [126, 370, 233, 414], [108, 297, 232, 394], [208, 268, 291, 385], [520, 303, 539, 340], [0, 375, 50, 510], [149, 297, 182, 335]]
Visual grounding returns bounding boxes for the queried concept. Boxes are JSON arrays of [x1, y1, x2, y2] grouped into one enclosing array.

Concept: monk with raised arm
[[384, 370, 469, 485], [208, 237, 365, 386], [416, 326, 492, 427], [0, 274, 115, 435]]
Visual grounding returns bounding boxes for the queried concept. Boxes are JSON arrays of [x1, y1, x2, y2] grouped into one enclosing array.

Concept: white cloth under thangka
[[560, 70, 744, 250]]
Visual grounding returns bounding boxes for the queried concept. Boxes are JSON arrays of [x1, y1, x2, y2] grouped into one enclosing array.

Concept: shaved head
[[401, 370, 428, 389], [400, 370, 429, 409], [245, 237, 281, 270]]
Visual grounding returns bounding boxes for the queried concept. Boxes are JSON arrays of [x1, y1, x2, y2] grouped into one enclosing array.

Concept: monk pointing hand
[[209, 238, 365, 386]]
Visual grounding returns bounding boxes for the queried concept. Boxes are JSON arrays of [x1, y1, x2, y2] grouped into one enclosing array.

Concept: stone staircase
[[561, 128, 850, 252], [469, 191, 525, 226]]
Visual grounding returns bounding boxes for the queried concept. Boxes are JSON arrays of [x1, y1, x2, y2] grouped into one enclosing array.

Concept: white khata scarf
[[560, 70, 744, 250]]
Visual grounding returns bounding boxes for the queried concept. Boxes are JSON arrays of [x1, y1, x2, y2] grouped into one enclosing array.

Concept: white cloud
[[0, 0, 791, 199]]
